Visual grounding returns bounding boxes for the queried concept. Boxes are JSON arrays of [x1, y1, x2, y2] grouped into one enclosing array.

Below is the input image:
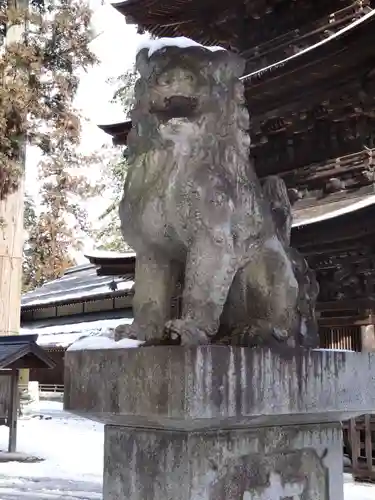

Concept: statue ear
[[136, 48, 150, 79], [210, 51, 245, 81]]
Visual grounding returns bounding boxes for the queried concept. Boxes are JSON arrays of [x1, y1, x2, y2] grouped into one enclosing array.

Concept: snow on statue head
[[126, 38, 249, 170], [117, 37, 318, 349]]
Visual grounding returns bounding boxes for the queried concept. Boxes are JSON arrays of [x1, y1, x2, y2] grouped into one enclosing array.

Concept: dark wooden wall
[[30, 349, 65, 386]]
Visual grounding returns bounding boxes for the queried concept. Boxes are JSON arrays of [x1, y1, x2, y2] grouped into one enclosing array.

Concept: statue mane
[[126, 45, 252, 184]]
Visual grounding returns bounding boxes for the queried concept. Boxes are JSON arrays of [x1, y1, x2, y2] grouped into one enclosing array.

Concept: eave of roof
[[85, 251, 136, 265], [98, 121, 132, 136], [0, 335, 56, 370], [21, 261, 135, 311], [292, 193, 375, 228]]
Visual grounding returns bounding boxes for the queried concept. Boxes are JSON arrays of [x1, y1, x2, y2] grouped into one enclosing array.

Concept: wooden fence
[[319, 325, 362, 351], [319, 321, 374, 482], [343, 415, 375, 482]]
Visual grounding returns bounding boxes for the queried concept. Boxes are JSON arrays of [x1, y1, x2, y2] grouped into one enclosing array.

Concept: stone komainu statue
[[116, 40, 318, 348]]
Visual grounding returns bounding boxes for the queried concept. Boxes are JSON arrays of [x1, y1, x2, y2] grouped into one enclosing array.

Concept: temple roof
[[292, 191, 375, 227], [113, 0, 367, 53], [21, 256, 135, 311], [110, 2, 375, 183], [99, 121, 132, 146], [0, 335, 55, 370]]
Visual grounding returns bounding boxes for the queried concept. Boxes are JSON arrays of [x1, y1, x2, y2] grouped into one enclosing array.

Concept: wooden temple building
[[99, 0, 375, 353], [20, 253, 135, 387], [97, 0, 375, 481]]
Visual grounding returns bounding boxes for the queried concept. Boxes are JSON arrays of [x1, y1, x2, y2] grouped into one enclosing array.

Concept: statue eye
[[156, 70, 196, 87], [157, 72, 173, 86], [184, 73, 196, 84]]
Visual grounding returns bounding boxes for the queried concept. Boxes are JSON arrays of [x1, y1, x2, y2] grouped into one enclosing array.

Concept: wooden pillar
[[8, 369, 19, 453], [0, 0, 30, 441], [0, 0, 28, 337], [0, 169, 25, 337]]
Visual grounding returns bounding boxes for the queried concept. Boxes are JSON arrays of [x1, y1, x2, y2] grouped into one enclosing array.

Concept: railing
[[19, 383, 64, 393], [39, 384, 64, 393]]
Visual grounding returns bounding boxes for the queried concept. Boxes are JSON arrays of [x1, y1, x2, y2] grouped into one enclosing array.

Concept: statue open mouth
[[151, 95, 198, 120]]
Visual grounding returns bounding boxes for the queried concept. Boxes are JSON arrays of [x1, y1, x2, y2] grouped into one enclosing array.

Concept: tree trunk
[[0, 184, 24, 337], [0, 1, 30, 417]]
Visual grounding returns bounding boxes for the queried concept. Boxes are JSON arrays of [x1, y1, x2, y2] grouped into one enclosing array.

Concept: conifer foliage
[[0, 0, 99, 289], [95, 66, 137, 251], [0, 0, 96, 198]]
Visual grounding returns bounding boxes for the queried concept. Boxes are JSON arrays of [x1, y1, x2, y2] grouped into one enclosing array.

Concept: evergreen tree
[[94, 66, 138, 252], [0, 0, 100, 289], [22, 194, 37, 291]]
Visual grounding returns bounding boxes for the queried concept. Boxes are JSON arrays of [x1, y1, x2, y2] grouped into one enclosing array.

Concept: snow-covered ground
[[0, 402, 103, 499], [0, 401, 374, 499]]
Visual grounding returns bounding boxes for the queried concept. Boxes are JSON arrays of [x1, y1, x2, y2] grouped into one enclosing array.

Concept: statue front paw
[[114, 323, 145, 342], [164, 319, 210, 346], [114, 322, 170, 344]]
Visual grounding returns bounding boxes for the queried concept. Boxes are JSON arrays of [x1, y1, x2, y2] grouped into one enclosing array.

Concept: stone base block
[[104, 423, 343, 500], [64, 347, 375, 500]]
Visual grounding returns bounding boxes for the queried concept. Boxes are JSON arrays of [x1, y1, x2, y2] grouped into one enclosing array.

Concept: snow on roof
[[21, 263, 134, 309], [137, 36, 225, 57], [314, 348, 354, 352], [85, 250, 136, 260], [23, 279, 134, 308], [22, 315, 134, 348], [67, 336, 143, 351]]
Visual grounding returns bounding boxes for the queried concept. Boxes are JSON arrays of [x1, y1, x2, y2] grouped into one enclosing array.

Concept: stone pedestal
[[64, 347, 375, 500]]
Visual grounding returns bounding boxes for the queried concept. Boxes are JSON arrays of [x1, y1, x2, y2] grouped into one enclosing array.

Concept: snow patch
[[23, 317, 133, 336], [67, 336, 143, 351], [314, 348, 354, 352], [22, 316, 134, 348], [137, 36, 225, 57], [85, 250, 136, 260]]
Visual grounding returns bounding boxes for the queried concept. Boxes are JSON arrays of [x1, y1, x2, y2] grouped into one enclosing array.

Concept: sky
[[75, 0, 141, 145], [25, 0, 147, 263]]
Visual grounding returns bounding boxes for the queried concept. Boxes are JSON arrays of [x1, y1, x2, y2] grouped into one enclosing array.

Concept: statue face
[[135, 46, 245, 122], [148, 64, 201, 119]]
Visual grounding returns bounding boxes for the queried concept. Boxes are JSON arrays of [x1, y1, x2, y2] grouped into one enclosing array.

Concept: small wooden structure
[[343, 416, 375, 483], [0, 334, 55, 452], [20, 254, 135, 386]]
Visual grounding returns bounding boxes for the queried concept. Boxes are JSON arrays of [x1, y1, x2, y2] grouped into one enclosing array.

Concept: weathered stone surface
[[262, 176, 319, 349], [65, 346, 375, 500], [116, 42, 309, 347], [64, 346, 375, 428], [103, 423, 342, 500]]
